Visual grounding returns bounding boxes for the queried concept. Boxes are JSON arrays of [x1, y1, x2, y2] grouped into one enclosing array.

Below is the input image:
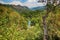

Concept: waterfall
[[28, 20, 31, 28]]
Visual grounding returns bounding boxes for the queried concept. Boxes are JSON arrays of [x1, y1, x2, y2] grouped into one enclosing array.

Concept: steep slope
[[11, 5, 31, 14], [0, 4, 27, 30], [0, 4, 41, 40], [0, 3, 31, 14]]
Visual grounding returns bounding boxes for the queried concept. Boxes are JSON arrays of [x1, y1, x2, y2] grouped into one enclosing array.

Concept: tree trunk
[[43, 16, 48, 40], [43, 0, 51, 40], [38, 0, 59, 40]]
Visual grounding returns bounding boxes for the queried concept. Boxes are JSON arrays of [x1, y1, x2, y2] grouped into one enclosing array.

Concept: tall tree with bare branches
[[38, 0, 60, 40]]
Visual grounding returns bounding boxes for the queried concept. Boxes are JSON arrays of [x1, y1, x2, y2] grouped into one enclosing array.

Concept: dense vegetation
[[0, 4, 60, 40]]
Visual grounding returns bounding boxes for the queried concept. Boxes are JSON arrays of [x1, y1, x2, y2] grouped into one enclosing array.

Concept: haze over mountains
[[0, 3, 46, 11], [0, 0, 46, 8]]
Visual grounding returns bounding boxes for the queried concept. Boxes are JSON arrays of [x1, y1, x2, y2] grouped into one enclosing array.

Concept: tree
[[38, 0, 60, 40]]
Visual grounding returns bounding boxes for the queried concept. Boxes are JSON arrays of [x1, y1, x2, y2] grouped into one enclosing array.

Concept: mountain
[[30, 6, 46, 10], [0, 3, 31, 14], [11, 5, 31, 13], [0, 3, 46, 13]]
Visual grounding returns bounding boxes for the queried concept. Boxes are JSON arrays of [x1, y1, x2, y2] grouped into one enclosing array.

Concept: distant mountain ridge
[[30, 6, 46, 10], [0, 3, 32, 14], [0, 3, 45, 13], [11, 5, 31, 13]]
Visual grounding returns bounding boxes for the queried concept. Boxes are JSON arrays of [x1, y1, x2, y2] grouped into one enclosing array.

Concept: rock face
[[11, 5, 29, 11], [11, 5, 31, 13]]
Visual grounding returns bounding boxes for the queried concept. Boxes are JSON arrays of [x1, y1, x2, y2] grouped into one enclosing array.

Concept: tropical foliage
[[0, 4, 60, 40]]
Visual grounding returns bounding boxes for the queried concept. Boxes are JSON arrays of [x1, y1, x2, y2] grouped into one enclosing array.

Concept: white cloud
[[27, 0, 37, 2], [0, 1, 23, 6], [9, 1, 23, 6], [23, 2, 46, 8], [23, 0, 46, 8], [0, 0, 46, 8]]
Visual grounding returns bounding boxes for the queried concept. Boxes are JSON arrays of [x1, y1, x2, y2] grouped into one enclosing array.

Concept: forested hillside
[[0, 3, 60, 40]]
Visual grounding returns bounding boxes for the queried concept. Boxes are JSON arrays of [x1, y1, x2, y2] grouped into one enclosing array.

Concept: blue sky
[[2, 0, 27, 3], [0, 0, 46, 8]]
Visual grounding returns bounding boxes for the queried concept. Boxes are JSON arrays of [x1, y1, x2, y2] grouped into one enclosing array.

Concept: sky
[[0, 0, 46, 8]]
